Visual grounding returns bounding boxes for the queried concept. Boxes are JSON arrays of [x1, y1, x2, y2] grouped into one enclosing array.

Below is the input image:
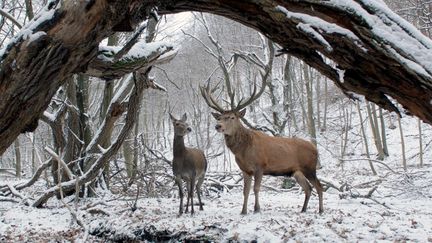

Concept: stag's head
[[170, 113, 192, 137], [211, 109, 246, 135], [200, 77, 266, 136]]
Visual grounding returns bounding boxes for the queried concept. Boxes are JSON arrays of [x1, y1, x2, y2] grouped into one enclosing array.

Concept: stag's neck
[[173, 135, 187, 157], [224, 125, 252, 154]]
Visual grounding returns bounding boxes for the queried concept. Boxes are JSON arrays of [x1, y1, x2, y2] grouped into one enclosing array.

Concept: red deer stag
[[200, 85, 323, 214], [170, 113, 207, 215]]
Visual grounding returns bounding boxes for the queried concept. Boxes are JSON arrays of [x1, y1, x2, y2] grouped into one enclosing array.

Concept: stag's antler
[[233, 75, 268, 111], [200, 81, 226, 113], [200, 32, 274, 113]]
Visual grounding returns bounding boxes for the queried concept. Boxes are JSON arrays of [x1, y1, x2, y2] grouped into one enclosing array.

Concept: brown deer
[[200, 84, 324, 215], [170, 113, 207, 215]]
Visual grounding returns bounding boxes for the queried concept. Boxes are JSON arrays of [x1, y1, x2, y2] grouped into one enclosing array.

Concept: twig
[[0, 196, 20, 203], [57, 159, 88, 242], [353, 179, 382, 189], [0, 8, 22, 28], [7, 184, 30, 205], [339, 158, 400, 174], [319, 178, 344, 192], [45, 146, 74, 180]]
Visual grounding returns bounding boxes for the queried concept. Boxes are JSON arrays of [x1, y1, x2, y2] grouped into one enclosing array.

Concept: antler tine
[[200, 84, 225, 113], [234, 76, 266, 111]]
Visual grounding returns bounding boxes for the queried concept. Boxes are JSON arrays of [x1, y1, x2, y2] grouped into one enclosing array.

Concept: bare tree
[[356, 102, 377, 175]]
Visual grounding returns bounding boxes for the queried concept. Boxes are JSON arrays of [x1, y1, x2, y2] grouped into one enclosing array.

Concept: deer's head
[[170, 113, 192, 137], [199, 35, 273, 136], [201, 77, 265, 136], [211, 109, 246, 135]]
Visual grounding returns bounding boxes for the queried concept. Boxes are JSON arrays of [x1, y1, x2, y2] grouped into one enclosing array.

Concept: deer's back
[[235, 131, 318, 176]]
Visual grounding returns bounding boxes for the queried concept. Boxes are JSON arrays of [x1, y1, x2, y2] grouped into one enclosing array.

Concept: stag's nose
[[187, 127, 192, 132], [215, 124, 221, 130]]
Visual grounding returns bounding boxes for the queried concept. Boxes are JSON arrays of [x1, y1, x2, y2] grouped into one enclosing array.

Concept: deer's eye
[[231, 117, 235, 120]]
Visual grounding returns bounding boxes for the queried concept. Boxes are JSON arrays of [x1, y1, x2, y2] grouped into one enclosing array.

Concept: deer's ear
[[181, 113, 187, 122], [211, 112, 221, 120], [239, 109, 246, 118], [169, 113, 176, 121]]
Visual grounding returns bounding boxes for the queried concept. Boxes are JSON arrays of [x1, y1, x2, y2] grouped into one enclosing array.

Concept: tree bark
[[397, 114, 407, 171], [1, 0, 432, 155], [14, 138, 21, 179], [366, 102, 385, 160]]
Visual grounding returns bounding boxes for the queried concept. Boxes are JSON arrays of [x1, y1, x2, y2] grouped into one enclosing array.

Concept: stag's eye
[[231, 117, 235, 120]]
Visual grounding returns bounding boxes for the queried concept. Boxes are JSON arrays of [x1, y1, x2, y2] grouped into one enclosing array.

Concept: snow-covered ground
[[1, 161, 431, 242], [1, 105, 432, 242]]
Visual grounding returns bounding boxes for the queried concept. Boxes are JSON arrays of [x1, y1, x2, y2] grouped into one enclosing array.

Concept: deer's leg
[[253, 171, 263, 213], [185, 180, 191, 213], [241, 172, 252, 215], [175, 177, 184, 215], [196, 176, 205, 211], [309, 175, 324, 214], [190, 176, 196, 215], [293, 171, 312, 213]]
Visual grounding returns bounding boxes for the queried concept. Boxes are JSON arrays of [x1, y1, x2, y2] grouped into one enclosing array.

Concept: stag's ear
[[169, 113, 176, 121], [211, 112, 221, 120], [181, 113, 187, 122], [239, 109, 246, 118]]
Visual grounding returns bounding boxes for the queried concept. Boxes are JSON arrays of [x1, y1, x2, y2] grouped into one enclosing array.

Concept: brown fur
[[213, 110, 323, 214], [170, 113, 207, 215]]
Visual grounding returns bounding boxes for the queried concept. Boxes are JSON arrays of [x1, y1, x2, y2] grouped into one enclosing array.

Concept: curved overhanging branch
[[157, 0, 432, 122], [1, 0, 432, 156]]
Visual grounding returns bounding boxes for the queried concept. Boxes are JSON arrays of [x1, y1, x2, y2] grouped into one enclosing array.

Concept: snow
[[2, 111, 432, 242], [276, 1, 432, 79], [1, 1, 432, 242], [275, 5, 367, 52], [42, 111, 56, 123], [1, 172, 432, 242], [325, 0, 432, 78], [337, 68, 345, 83], [0, 2, 59, 60], [25, 31, 47, 46], [297, 23, 333, 52], [97, 41, 173, 63]]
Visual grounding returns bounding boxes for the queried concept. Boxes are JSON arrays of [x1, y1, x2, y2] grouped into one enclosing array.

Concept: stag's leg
[[309, 175, 324, 214], [175, 177, 184, 215], [253, 171, 263, 213], [196, 176, 205, 211], [293, 171, 312, 213], [241, 172, 252, 215]]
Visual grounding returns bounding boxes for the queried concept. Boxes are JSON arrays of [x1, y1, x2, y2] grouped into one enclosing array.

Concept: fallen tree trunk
[[1, 0, 432, 155]]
